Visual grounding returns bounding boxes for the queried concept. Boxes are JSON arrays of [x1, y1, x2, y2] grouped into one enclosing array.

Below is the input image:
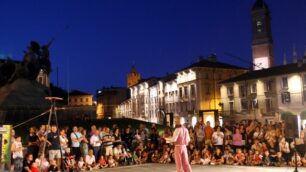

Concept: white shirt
[[85, 155, 95, 165], [90, 134, 101, 147], [212, 131, 224, 145], [12, 141, 23, 159], [70, 132, 82, 147], [113, 147, 123, 156]]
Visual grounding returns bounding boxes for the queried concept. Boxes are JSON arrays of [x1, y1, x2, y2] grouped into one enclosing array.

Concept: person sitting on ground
[[190, 149, 202, 165], [77, 157, 86, 171], [98, 155, 108, 169], [151, 150, 160, 163], [251, 150, 262, 166], [234, 148, 245, 165], [201, 148, 212, 165], [289, 152, 302, 167], [34, 154, 49, 172], [108, 155, 117, 168], [274, 152, 286, 167], [159, 151, 171, 164], [30, 162, 39, 172], [210, 148, 224, 165], [261, 150, 272, 166], [245, 150, 254, 166], [63, 147, 76, 172], [85, 149, 98, 170]]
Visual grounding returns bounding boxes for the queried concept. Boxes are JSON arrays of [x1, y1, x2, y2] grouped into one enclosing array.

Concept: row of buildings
[[111, 0, 306, 127]]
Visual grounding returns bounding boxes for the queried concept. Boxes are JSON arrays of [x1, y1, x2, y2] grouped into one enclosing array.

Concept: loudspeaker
[[284, 115, 299, 138]]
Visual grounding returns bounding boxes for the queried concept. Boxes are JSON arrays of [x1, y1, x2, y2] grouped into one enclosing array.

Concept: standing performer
[[166, 117, 192, 172]]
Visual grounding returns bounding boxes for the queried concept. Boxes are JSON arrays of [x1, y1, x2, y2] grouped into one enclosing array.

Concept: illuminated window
[[251, 83, 257, 93], [184, 86, 188, 98], [241, 99, 248, 110], [190, 85, 196, 98], [227, 87, 233, 96], [179, 88, 183, 98], [239, 85, 246, 97], [264, 80, 273, 92], [282, 77, 288, 89], [281, 92, 291, 104]]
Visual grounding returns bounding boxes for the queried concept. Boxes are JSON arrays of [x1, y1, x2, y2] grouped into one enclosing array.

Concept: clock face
[[254, 57, 269, 70], [256, 21, 263, 33]]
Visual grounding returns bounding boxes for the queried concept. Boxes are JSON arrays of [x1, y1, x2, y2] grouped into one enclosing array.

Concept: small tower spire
[[283, 51, 287, 65], [293, 44, 298, 63]]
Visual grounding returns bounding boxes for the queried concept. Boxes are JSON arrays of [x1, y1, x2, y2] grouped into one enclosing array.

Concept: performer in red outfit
[[166, 117, 192, 172]]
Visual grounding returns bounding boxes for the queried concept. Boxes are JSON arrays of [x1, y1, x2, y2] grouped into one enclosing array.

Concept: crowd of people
[[10, 119, 306, 171]]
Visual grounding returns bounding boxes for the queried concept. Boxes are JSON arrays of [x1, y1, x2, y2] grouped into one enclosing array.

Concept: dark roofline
[[69, 90, 92, 96], [177, 58, 247, 73], [221, 63, 306, 84]]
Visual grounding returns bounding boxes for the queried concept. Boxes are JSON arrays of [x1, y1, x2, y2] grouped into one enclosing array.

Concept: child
[[201, 149, 211, 165], [251, 150, 262, 166], [30, 162, 39, 172], [64, 147, 76, 172], [132, 151, 141, 164], [108, 155, 117, 168], [275, 152, 286, 167], [159, 151, 171, 164], [98, 155, 108, 169], [245, 150, 254, 166], [35, 154, 49, 172], [77, 157, 86, 171], [190, 150, 202, 165], [289, 152, 302, 167], [151, 150, 160, 163], [261, 150, 271, 166], [234, 148, 245, 165], [211, 148, 224, 165], [140, 150, 148, 164], [224, 150, 235, 165]]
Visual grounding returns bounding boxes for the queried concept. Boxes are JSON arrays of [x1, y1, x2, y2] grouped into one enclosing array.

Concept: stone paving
[[100, 163, 306, 172]]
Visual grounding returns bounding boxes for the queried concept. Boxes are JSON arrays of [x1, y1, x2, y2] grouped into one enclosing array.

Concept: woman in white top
[[279, 137, 290, 163], [59, 129, 69, 154], [11, 136, 23, 172]]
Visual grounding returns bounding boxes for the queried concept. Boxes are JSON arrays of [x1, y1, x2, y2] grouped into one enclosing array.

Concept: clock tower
[[251, 0, 274, 70]]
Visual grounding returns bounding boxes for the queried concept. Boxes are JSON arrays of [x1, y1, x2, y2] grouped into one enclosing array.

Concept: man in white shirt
[[70, 126, 82, 160], [90, 130, 102, 160]]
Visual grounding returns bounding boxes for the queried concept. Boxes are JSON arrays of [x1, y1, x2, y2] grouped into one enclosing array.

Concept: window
[[264, 80, 273, 92], [265, 99, 272, 112], [281, 92, 291, 104], [205, 73, 209, 79], [227, 87, 234, 96], [184, 86, 188, 98], [241, 99, 248, 110], [190, 85, 196, 98], [218, 74, 222, 80], [239, 85, 246, 97], [251, 83, 257, 93], [229, 102, 234, 115], [251, 99, 258, 109], [86, 98, 89, 102], [179, 88, 183, 98], [282, 77, 288, 89]]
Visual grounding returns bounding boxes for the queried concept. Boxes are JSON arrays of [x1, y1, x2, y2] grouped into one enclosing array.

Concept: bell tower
[[251, 0, 274, 70], [127, 65, 141, 87]]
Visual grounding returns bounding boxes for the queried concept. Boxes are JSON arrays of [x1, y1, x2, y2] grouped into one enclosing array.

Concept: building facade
[[117, 56, 247, 125], [68, 90, 93, 106], [127, 65, 141, 87], [96, 87, 130, 119], [220, 61, 306, 123]]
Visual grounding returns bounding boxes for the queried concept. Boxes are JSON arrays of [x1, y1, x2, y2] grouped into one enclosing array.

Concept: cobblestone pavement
[[99, 164, 306, 172]]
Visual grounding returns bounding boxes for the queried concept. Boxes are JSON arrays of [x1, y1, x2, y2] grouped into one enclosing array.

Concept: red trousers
[[174, 145, 192, 172]]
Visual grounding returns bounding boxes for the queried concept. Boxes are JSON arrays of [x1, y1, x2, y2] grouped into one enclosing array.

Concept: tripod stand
[[39, 97, 64, 172]]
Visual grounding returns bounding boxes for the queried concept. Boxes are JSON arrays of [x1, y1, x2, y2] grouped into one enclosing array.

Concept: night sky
[[0, 0, 306, 94]]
